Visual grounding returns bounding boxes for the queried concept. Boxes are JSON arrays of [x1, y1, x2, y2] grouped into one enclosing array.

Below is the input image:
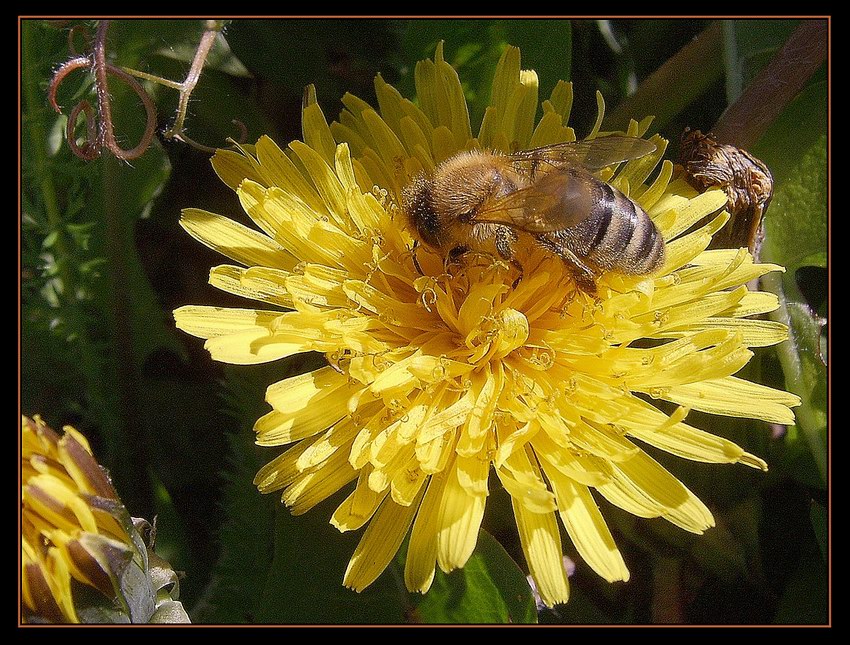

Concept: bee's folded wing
[[473, 171, 596, 232]]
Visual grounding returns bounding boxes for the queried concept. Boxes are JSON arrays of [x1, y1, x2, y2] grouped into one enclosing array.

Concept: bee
[[402, 135, 665, 291]]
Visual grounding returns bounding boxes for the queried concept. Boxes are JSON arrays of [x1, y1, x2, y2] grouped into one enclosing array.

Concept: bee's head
[[401, 173, 443, 248], [401, 150, 518, 250]]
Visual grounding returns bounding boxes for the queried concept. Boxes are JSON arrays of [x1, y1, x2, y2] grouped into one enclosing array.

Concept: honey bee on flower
[[174, 44, 799, 607]]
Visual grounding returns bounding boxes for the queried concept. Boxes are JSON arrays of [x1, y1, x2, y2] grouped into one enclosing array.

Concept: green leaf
[[540, 583, 613, 624], [751, 77, 827, 487], [224, 19, 401, 108], [501, 21, 572, 97], [192, 431, 276, 623], [407, 529, 537, 624], [756, 82, 827, 287], [786, 302, 827, 422], [150, 21, 249, 78], [105, 19, 205, 67], [149, 600, 192, 624], [689, 496, 757, 583], [147, 54, 279, 150], [205, 392, 535, 624], [255, 498, 408, 624]]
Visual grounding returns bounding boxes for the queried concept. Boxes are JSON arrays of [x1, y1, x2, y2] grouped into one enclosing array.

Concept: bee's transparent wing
[[472, 169, 596, 232], [510, 135, 657, 172]]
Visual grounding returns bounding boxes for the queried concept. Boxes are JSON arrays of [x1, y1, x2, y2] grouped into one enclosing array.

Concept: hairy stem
[[712, 19, 828, 149], [761, 271, 827, 484], [92, 21, 158, 160], [162, 19, 229, 150]]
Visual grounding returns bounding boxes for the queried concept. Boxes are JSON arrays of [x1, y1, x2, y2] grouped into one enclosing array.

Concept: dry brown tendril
[[48, 19, 246, 161]]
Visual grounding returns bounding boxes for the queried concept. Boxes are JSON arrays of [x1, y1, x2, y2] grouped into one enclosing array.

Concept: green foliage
[[21, 18, 828, 625], [404, 530, 537, 624]]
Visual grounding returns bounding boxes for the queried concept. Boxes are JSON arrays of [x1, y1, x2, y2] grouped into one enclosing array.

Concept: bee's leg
[[411, 240, 425, 276], [445, 245, 470, 273], [494, 226, 524, 287], [535, 236, 598, 293]]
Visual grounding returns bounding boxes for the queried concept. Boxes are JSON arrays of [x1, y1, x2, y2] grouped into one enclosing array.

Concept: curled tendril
[[230, 119, 248, 144], [48, 19, 237, 161], [48, 21, 157, 161], [66, 100, 99, 160]]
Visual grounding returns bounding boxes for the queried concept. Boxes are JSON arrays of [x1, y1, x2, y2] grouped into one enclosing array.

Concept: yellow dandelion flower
[[174, 45, 800, 608], [21, 415, 133, 623], [21, 415, 189, 623]]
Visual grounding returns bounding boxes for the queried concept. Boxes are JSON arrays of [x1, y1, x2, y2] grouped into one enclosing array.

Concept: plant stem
[[761, 271, 827, 484], [712, 19, 828, 149], [162, 20, 228, 150], [119, 67, 185, 90], [101, 153, 153, 517]]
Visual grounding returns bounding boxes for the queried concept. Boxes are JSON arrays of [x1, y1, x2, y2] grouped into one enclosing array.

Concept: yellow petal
[[265, 366, 352, 412], [343, 494, 423, 592], [331, 468, 388, 532], [404, 474, 445, 594], [204, 328, 317, 365], [587, 91, 605, 140], [301, 86, 337, 164], [436, 458, 486, 572], [256, 368, 359, 444], [180, 208, 294, 270], [457, 366, 502, 457], [414, 42, 471, 148], [547, 469, 629, 582], [635, 159, 674, 211], [208, 265, 293, 308], [455, 454, 489, 497], [289, 141, 351, 231], [626, 403, 768, 470], [532, 432, 612, 488], [23, 475, 98, 533], [722, 291, 781, 318], [664, 188, 729, 240], [416, 391, 475, 445], [497, 449, 557, 514], [296, 417, 360, 470], [662, 376, 801, 424], [608, 451, 715, 533], [529, 109, 567, 148], [211, 147, 267, 191], [282, 449, 357, 515], [253, 440, 314, 493], [254, 135, 327, 215], [173, 305, 281, 339], [659, 317, 789, 348], [511, 497, 569, 607], [390, 461, 427, 507]]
